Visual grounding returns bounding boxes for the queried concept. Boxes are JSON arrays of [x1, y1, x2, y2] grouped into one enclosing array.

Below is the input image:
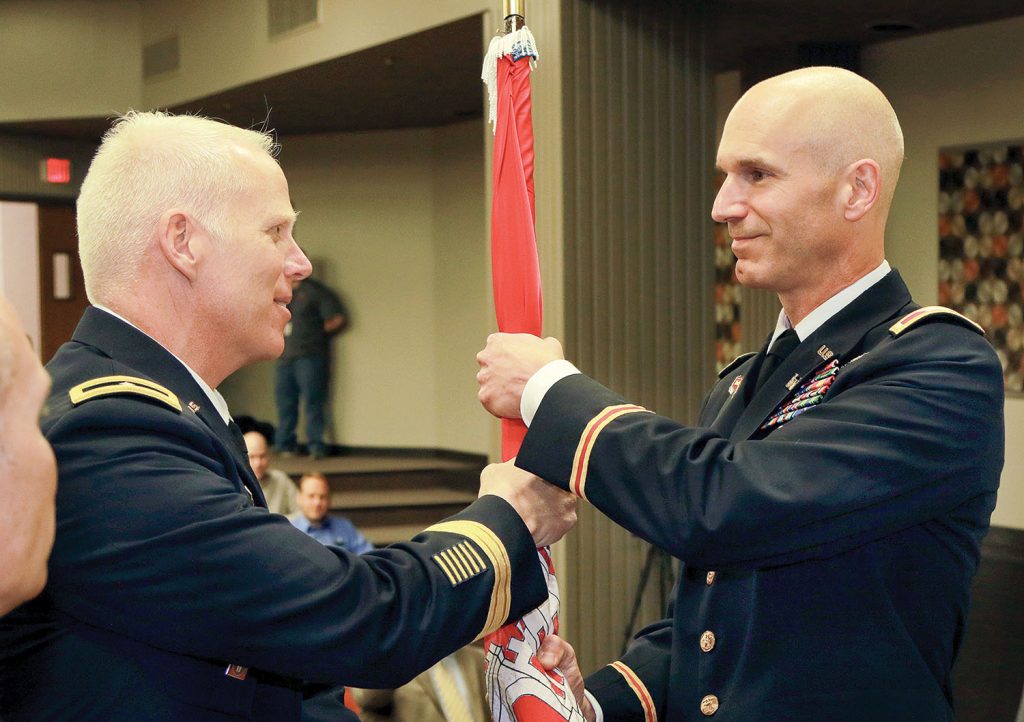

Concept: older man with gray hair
[[0, 111, 576, 722]]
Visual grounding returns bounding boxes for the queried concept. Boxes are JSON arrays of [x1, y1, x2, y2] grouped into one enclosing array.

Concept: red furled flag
[[481, 25, 585, 722], [486, 27, 543, 460]]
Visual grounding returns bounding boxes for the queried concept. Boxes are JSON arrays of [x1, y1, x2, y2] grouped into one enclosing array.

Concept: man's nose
[[711, 176, 745, 224], [287, 243, 313, 281]]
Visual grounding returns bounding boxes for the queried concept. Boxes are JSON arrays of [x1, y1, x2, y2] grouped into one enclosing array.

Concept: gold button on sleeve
[[706, 571, 716, 586]]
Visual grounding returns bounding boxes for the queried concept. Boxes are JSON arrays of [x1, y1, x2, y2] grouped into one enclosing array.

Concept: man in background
[[276, 274, 346, 459], [0, 295, 56, 616], [290, 471, 372, 554], [0, 110, 576, 721], [244, 428, 299, 515]]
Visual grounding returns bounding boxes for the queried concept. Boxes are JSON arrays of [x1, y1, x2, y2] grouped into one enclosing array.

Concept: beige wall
[[140, 0, 493, 109], [862, 16, 1024, 530], [1, 0, 497, 123], [0, 1, 140, 122], [220, 120, 492, 453]]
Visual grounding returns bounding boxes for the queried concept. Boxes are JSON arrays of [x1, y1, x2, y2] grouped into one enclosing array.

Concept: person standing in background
[[275, 275, 346, 460]]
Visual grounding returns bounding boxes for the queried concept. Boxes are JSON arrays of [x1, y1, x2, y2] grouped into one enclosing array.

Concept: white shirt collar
[[769, 260, 891, 347], [93, 305, 233, 424]]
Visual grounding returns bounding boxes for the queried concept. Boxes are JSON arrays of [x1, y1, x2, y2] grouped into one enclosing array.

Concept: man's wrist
[[520, 359, 580, 426]]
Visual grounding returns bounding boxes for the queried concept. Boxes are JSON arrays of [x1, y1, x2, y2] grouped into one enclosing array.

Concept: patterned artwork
[[938, 142, 1024, 393]]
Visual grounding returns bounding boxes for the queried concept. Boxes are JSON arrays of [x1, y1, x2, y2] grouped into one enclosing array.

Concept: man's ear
[[842, 159, 881, 222], [158, 210, 200, 282]]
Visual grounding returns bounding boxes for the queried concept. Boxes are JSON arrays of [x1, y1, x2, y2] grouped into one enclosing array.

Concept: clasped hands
[[475, 332, 575, 548], [475, 333, 594, 720]]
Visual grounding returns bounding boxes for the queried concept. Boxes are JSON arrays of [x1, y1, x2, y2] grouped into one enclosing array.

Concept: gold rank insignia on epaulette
[[888, 306, 985, 337], [69, 375, 182, 412], [431, 540, 487, 588]]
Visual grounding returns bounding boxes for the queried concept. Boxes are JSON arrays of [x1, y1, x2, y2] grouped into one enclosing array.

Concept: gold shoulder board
[[889, 306, 984, 337], [69, 375, 182, 412]]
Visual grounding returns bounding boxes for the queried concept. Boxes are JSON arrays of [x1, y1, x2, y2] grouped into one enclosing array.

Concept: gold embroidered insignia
[[432, 540, 487, 587], [69, 375, 181, 412]]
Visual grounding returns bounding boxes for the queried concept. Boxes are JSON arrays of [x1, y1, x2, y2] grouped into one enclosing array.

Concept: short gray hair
[[77, 111, 279, 305]]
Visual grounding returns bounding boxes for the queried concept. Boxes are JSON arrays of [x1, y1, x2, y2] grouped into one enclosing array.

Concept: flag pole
[[503, 0, 525, 32]]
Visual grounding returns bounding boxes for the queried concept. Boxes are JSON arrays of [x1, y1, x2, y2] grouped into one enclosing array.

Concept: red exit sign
[[41, 157, 72, 184]]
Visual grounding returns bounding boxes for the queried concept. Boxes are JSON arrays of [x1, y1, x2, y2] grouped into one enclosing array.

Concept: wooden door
[[37, 203, 87, 363]]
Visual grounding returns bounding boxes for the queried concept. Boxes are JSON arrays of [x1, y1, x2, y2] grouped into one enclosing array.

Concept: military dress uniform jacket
[[0, 307, 546, 722], [516, 270, 1004, 721]]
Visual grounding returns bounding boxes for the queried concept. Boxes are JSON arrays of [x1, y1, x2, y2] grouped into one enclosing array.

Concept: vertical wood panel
[[558, 0, 714, 674]]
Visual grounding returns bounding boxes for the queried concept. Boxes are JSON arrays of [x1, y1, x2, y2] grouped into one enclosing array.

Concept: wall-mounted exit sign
[[40, 158, 72, 184]]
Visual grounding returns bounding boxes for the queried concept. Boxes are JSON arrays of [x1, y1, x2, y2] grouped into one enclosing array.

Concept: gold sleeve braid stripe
[[69, 375, 182, 412], [424, 520, 510, 640], [571, 405, 650, 499], [608, 661, 657, 722]]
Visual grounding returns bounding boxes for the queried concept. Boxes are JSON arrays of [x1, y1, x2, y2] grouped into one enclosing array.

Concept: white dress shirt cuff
[[584, 690, 604, 722], [520, 359, 581, 427]]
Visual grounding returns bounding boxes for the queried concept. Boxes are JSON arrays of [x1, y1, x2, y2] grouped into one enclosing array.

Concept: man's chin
[[734, 263, 770, 289]]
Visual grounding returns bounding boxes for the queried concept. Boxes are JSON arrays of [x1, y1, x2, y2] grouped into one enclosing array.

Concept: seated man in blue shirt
[[289, 472, 373, 554]]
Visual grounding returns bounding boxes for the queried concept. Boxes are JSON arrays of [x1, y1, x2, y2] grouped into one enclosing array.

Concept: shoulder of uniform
[[718, 351, 757, 378], [68, 375, 182, 412], [888, 306, 985, 338]]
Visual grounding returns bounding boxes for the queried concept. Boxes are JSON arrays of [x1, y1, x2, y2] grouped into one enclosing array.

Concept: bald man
[[0, 296, 56, 616], [477, 67, 1004, 721]]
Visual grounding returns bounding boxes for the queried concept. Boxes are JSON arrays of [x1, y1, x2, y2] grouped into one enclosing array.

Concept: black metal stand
[[621, 543, 675, 657]]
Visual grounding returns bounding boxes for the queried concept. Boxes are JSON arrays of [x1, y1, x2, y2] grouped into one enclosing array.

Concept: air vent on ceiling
[[142, 36, 180, 79], [268, 0, 320, 37]]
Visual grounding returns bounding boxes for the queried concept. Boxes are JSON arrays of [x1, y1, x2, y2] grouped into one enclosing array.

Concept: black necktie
[[754, 329, 800, 394], [227, 420, 248, 457]]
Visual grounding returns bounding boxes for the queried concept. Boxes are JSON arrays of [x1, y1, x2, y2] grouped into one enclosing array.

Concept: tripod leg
[[621, 544, 659, 657]]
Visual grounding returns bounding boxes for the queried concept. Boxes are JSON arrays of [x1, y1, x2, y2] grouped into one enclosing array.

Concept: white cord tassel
[[481, 26, 539, 133]]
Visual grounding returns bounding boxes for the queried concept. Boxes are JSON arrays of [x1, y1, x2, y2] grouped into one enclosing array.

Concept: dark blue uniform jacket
[[0, 307, 545, 721], [517, 270, 1004, 721]]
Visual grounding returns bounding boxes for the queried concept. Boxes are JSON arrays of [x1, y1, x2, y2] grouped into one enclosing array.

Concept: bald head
[[713, 67, 904, 321], [734, 67, 904, 211]]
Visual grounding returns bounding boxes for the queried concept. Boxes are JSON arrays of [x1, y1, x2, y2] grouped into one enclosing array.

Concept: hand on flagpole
[[479, 459, 577, 547], [538, 635, 596, 722], [476, 333, 564, 419]]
